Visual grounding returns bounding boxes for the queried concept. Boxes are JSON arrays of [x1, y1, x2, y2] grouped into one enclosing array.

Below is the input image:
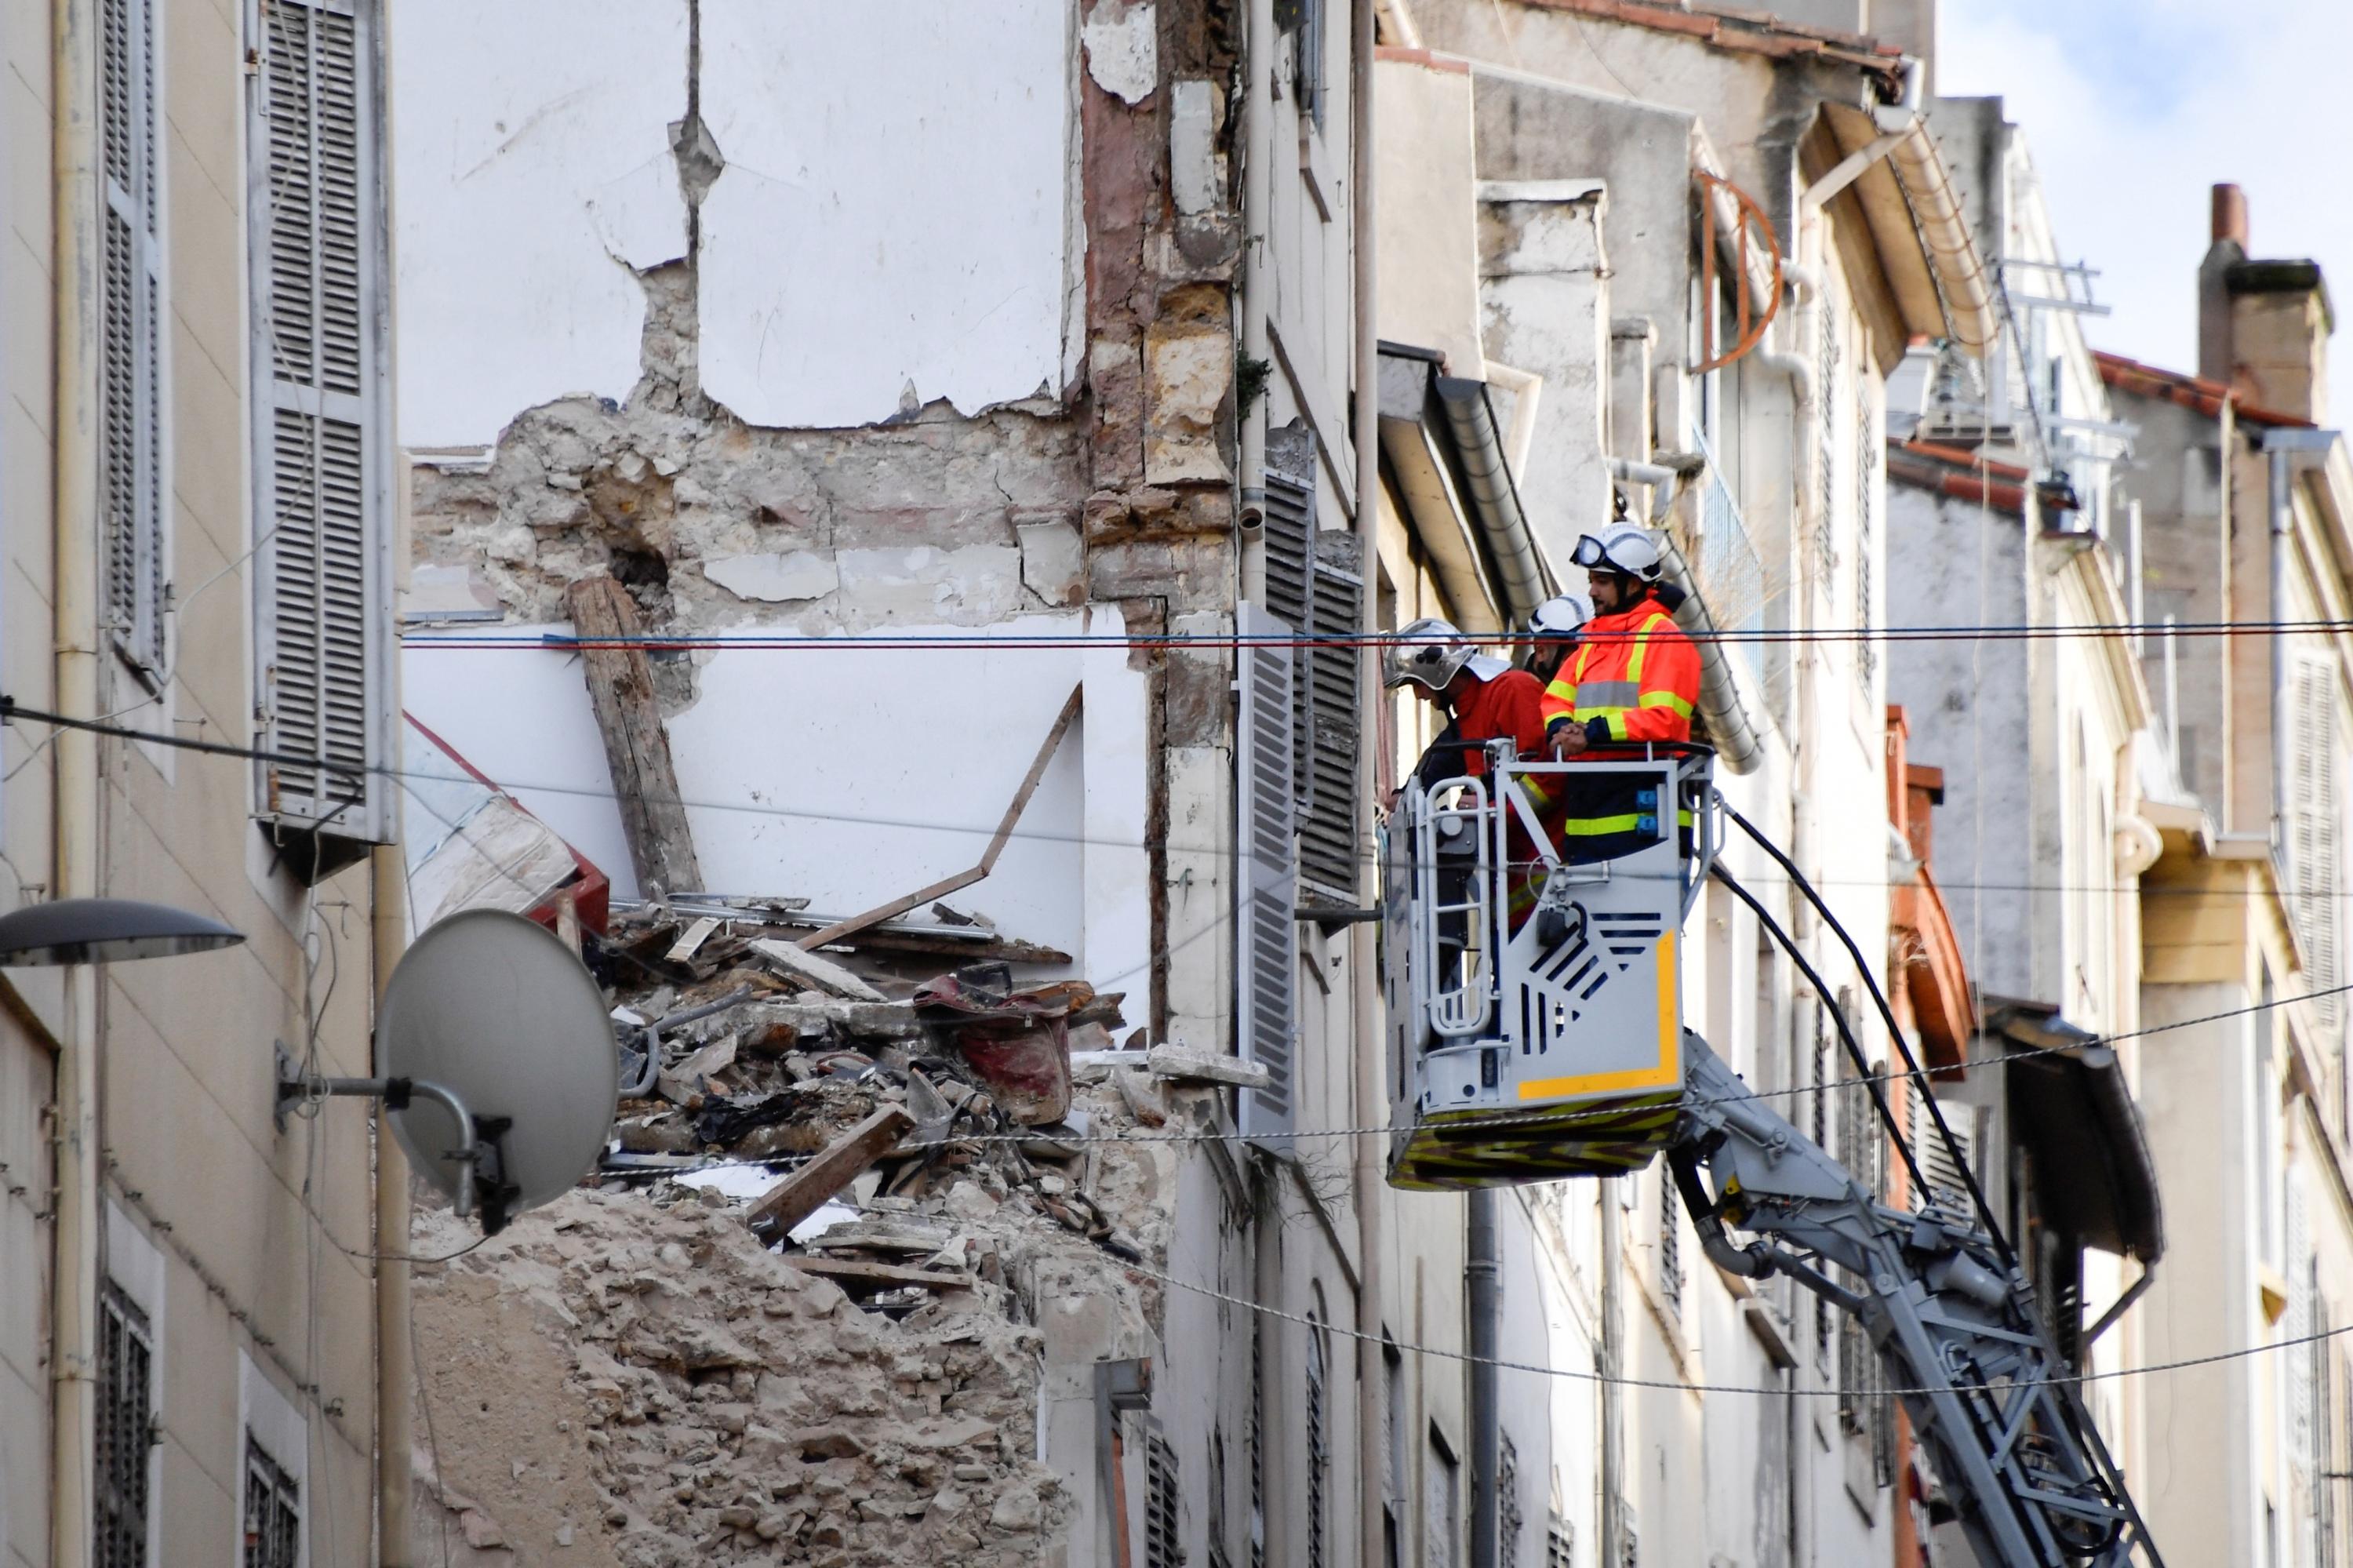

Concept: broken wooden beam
[[794, 684, 1082, 951], [744, 1104, 915, 1242], [566, 575, 703, 897]]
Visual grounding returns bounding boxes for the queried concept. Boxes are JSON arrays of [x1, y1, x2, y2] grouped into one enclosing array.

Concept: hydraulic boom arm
[[1670, 1033, 2161, 1568]]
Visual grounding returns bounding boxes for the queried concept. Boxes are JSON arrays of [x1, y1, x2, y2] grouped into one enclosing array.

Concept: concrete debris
[[412, 1191, 1071, 1568], [1147, 1043, 1271, 1090], [748, 937, 889, 1002], [414, 897, 1212, 1564]]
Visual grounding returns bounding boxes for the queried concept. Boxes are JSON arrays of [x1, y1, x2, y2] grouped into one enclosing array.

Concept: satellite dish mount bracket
[[274, 1041, 509, 1228]]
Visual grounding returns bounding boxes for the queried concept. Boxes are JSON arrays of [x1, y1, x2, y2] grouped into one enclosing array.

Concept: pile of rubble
[[409, 899, 1256, 1565]]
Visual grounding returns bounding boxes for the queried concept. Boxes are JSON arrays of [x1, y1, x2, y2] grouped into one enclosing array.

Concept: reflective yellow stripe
[[1638, 690, 1694, 717], [1604, 712, 1629, 740], [1623, 612, 1670, 686], [1560, 813, 1646, 836]]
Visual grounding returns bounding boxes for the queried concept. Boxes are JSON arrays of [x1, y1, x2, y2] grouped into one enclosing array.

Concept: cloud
[[1940, 0, 2353, 415]]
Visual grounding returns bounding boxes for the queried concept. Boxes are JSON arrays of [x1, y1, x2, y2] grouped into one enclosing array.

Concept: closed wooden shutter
[[1264, 428, 1362, 907], [102, 0, 167, 682], [253, 0, 392, 850], [1236, 601, 1297, 1139], [2291, 1176, 2313, 1461], [1144, 1429, 1182, 1568], [1300, 532, 1362, 904], [1913, 1095, 1977, 1210], [2293, 660, 2342, 1040]]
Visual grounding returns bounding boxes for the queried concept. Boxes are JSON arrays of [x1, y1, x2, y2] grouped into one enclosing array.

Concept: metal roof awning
[[1989, 1000, 2165, 1264], [1377, 342, 1552, 631]]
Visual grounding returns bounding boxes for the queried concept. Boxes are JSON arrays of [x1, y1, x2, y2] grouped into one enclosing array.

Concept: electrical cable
[[402, 614, 2353, 653], [1123, 1246, 2353, 1400], [1709, 864, 1937, 1202], [16, 696, 2353, 910], [627, 976, 2353, 1162], [20, 697, 2346, 1169], [1721, 799, 2020, 1271]]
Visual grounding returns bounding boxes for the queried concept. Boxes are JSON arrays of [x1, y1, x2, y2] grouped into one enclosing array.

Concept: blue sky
[[1939, 0, 2353, 413]]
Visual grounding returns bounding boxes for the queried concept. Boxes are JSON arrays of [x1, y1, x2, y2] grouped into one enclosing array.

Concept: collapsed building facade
[[389, 0, 1382, 1563]]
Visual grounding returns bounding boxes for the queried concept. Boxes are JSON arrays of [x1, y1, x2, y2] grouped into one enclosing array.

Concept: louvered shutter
[[2293, 660, 2343, 1042], [102, 0, 167, 682], [2291, 1176, 2314, 1461], [1144, 1430, 1182, 1568], [1300, 533, 1363, 904], [1914, 1095, 1977, 1210], [1236, 602, 1297, 1140], [253, 0, 392, 852], [1264, 428, 1316, 816], [1264, 427, 1362, 906]]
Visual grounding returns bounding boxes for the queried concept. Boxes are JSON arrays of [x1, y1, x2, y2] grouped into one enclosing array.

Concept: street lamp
[[0, 897, 245, 965]]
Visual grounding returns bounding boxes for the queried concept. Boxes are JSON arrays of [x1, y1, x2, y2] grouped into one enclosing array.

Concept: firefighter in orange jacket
[[1541, 524, 1701, 859]]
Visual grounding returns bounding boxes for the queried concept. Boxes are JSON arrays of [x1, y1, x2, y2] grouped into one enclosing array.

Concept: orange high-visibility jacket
[[1539, 599, 1700, 744]]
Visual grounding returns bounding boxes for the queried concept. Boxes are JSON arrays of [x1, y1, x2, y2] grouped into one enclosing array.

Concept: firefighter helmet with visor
[[1571, 525, 1667, 584], [1383, 617, 1477, 692]]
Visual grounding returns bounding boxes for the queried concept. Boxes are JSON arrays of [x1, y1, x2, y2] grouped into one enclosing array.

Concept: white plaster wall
[[402, 631, 639, 896], [1374, 59, 1483, 377], [696, 0, 1074, 428], [390, 0, 689, 450], [402, 611, 1149, 998]]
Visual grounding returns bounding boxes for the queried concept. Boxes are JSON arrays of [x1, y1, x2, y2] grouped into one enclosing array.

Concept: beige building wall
[[2, 2, 386, 1564]]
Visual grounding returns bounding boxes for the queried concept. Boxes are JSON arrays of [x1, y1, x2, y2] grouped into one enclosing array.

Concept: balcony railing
[[1682, 429, 1768, 684]]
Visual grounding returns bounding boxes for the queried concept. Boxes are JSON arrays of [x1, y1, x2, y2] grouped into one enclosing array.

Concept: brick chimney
[[2198, 182, 2333, 421], [2197, 183, 2249, 384]]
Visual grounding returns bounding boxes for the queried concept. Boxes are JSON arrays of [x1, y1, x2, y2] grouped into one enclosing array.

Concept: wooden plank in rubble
[[566, 576, 704, 897], [744, 1104, 917, 1242]]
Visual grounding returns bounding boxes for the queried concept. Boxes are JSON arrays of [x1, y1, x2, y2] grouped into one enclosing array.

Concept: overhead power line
[[398, 615, 2353, 653]]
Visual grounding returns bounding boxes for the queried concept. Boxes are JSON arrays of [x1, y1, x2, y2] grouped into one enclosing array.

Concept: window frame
[[237, 1352, 307, 1568]]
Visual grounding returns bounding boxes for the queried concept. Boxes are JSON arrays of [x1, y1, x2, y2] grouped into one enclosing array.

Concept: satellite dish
[[379, 908, 616, 1232]]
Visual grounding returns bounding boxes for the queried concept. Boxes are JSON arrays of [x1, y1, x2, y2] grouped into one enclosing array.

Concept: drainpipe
[[374, 847, 413, 1567], [1240, 0, 1276, 515], [1349, 1, 1389, 1563], [50, 0, 104, 1563], [1467, 1190, 1500, 1568], [1598, 1182, 1625, 1568]]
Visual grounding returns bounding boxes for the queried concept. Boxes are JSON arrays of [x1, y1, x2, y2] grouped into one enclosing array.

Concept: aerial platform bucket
[[1383, 744, 1715, 1191]]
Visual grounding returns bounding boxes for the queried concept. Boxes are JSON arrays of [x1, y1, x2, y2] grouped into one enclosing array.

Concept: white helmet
[[1572, 524, 1667, 584], [1383, 617, 1475, 691], [1530, 592, 1595, 638]]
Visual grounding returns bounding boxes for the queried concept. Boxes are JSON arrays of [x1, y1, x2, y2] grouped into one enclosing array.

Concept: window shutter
[[1300, 532, 1363, 904], [253, 0, 392, 854], [1264, 427, 1362, 907], [102, 0, 166, 682], [1235, 602, 1297, 1139], [1144, 1430, 1183, 1568], [1914, 1095, 1977, 1210], [2293, 660, 2343, 1041], [2291, 1176, 2314, 1460]]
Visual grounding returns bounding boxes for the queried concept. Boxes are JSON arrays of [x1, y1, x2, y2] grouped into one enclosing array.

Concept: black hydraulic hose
[[1718, 802, 2021, 1273], [1709, 864, 1937, 1207]]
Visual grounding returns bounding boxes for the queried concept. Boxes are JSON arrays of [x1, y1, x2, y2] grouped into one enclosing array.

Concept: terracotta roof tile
[[2093, 349, 2313, 429], [1516, 0, 1907, 81]]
